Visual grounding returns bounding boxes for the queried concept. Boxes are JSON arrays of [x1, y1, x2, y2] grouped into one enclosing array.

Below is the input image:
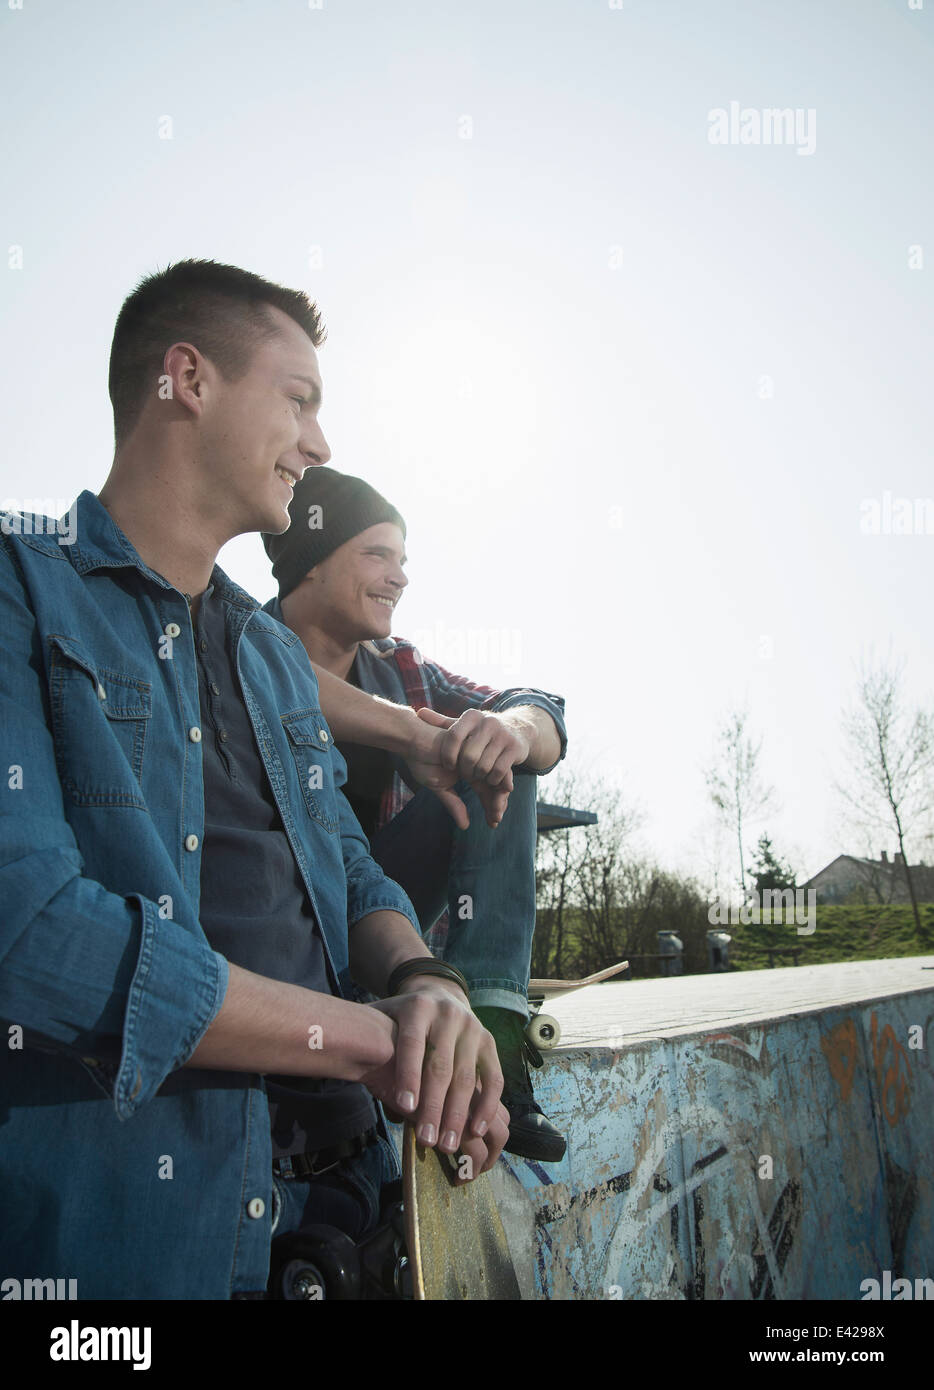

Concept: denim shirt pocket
[[280, 708, 340, 833], [48, 633, 153, 808]]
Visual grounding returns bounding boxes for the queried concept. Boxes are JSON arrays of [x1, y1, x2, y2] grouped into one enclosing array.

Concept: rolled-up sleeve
[[0, 541, 229, 1120], [486, 688, 568, 775], [418, 656, 568, 775]]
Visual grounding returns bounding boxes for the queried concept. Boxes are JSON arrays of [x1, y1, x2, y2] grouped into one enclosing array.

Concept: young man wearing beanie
[[262, 467, 570, 1162], [0, 260, 509, 1300]]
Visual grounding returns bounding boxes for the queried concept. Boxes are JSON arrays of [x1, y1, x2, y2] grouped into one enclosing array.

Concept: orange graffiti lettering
[[821, 1018, 858, 1102], [870, 1012, 912, 1127]]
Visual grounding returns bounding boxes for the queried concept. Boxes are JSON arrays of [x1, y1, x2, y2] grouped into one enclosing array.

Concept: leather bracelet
[[386, 958, 471, 1002]]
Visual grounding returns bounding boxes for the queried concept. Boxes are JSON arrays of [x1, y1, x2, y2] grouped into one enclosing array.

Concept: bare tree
[[572, 852, 712, 978], [534, 767, 715, 977], [837, 653, 934, 933], [704, 709, 776, 897], [689, 818, 730, 906], [532, 772, 580, 977], [533, 767, 641, 976]]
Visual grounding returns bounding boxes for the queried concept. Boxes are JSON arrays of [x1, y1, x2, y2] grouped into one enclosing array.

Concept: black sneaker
[[474, 1006, 568, 1163]]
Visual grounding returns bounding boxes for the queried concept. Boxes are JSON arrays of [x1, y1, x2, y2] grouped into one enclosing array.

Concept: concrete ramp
[[490, 957, 934, 1299]]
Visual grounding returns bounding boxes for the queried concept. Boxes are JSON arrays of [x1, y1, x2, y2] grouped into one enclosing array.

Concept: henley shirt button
[[185, 834, 199, 851], [189, 726, 202, 742], [218, 730, 228, 742], [165, 623, 181, 639], [247, 1198, 266, 1220], [200, 639, 208, 652], [210, 681, 220, 695]]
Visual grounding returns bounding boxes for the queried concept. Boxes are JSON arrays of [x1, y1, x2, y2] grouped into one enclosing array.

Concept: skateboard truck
[[268, 1203, 411, 1300]]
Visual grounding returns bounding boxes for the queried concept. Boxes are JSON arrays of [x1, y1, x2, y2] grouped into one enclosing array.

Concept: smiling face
[[298, 521, 408, 643], [197, 304, 331, 537]]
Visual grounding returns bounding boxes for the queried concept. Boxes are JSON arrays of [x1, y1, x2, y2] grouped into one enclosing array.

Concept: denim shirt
[[0, 491, 418, 1300]]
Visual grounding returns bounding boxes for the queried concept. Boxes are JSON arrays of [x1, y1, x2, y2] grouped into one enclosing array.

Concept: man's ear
[[164, 341, 210, 421]]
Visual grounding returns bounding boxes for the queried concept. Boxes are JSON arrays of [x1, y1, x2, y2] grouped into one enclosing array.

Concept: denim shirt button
[[130, 1069, 142, 1099], [246, 1198, 265, 1219], [97, 684, 106, 700], [189, 726, 202, 743], [184, 834, 199, 852], [319, 729, 328, 742], [165, 623, 181, 639]]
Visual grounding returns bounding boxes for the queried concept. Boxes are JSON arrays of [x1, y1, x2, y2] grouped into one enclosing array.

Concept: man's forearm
[[498, 705, 561, 771], [183, 961, 395, 1077], [313, 661, 418, 755], [347, 908, 435, 997]]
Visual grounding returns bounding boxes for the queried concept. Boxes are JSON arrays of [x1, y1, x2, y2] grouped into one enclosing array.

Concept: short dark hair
[[108, 258, 327, 446]]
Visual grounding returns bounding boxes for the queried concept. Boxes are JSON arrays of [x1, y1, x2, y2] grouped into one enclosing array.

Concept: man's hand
[[420, 706, 530, 784], [360, 978, 509, 1178], [404, 708, 514, 829]]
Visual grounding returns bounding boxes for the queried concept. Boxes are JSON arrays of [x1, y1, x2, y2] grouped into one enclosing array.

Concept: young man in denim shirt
[[0, 260, 508, 1299]]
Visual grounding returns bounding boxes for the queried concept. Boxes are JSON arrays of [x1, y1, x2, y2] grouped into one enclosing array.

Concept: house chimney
[[894, 851, 905, 866], [880, 850, 888, 864]]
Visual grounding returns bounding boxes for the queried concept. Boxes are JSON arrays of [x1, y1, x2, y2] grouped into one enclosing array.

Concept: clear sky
[[2, 0, 932, 889]]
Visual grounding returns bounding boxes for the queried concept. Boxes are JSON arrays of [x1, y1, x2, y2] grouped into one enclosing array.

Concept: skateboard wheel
[[278, 1255, 328, 1301], [269, 1226, 362, 1300], [526, 1013, 560, 1049]]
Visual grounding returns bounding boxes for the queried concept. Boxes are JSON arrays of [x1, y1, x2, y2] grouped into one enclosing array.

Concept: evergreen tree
[[750, 834, 797, 894]]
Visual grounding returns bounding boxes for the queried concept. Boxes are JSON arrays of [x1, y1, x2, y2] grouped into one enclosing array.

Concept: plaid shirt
[[350, 636, 568, 952]]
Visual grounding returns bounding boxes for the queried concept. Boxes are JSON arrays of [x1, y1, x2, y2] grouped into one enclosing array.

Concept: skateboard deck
[[525, 961, 629, 1048], [528, 959, 629, 1002], [402, 1123, 521, 1300]]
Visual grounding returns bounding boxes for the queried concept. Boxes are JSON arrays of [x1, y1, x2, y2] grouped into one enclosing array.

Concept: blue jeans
[[270, 1134, 399, 1246], [367, 770, 538, 1016]]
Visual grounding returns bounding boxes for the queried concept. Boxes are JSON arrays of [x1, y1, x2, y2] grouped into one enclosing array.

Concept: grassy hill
[[531, 902, 934, 978], [728, 903, 934, 971]]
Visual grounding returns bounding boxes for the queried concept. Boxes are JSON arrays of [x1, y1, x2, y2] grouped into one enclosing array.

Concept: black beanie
[[262, 466, 406, 601]]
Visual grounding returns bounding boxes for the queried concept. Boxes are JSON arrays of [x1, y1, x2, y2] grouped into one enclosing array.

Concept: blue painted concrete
[[486, 985, 934, 1299]]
